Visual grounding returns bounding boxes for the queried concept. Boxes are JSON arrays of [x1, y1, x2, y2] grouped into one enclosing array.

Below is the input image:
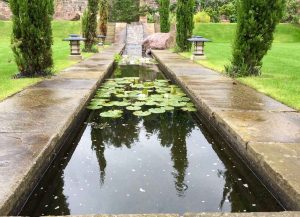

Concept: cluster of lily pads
[[87, 77, 197, 118]]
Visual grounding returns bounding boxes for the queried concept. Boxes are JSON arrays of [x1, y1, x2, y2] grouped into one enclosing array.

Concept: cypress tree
[[82, 0, 99, 52], [99, 0, 109, 36], [176, 0, 195, 51], [159, 0, 170, 33], [226, 0, 286, 77], [9, 0, 54, 77]]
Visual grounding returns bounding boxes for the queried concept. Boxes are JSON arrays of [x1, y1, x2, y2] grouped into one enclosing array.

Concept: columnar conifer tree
[[9, 0, 54, 77], [99, 0, 109, 36], [82, 0, 99, 51], [226, 0, 286, 77], [176, 0, 195, 51], [159, 0, 170, 32]]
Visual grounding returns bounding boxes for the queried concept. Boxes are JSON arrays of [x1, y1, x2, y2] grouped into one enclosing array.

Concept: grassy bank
[[180, 23, 300, 110], [0, 21, 93, 101]]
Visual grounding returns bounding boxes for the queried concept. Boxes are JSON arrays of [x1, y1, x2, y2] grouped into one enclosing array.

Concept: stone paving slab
[[0, 44, 124, 215], [152, 50, 300, 210]]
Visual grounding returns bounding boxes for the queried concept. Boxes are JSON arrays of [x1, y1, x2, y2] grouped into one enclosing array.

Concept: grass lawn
[[180, 23, 300, 110], [0, 21, 94, 101]]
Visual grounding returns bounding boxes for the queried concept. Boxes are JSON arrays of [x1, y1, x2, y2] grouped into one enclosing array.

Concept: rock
[[143, 33, 174, 50]]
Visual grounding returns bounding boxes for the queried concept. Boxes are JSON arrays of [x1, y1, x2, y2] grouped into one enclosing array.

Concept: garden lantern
[[188, 36, 211, 60], [63, 34, 86, 60], [97, 35, 106, 46]]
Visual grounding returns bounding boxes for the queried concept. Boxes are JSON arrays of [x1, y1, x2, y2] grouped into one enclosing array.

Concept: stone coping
[[151, 50, 300, 211], [42, 212, 300, 217], [0, 44, 124, 215]]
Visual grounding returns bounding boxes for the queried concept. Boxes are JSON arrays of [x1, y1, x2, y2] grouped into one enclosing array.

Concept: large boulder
[[143, 33, 174, 50]]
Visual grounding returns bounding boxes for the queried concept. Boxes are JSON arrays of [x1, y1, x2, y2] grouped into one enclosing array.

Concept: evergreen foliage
[[159, 0, 170, 32], [82, 0, 99, 52], [109, 0, 140, 23], [99, 0, 109, 36], [226, 0, 286, 77], [176, 0, 195, 51], [9, 0, 54, 77]]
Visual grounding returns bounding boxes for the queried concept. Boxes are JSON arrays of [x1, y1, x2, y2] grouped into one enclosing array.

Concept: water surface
[[20, 65, 283, 216]]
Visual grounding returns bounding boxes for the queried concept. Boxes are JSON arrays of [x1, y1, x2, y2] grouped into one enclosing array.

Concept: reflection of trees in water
[[197, 117, 283, 212], [144, 111, 196, 196], [90, 110, 141, 185]]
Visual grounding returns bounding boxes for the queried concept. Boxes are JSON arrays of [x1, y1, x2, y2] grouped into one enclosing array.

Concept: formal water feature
[[20, 63, 283, 216]]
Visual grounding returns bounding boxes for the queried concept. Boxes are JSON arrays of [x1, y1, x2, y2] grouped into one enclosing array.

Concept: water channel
[[20, 64, 283, 216]]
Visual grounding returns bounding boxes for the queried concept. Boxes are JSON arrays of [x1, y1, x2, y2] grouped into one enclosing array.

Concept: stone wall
[[0, 0, 176, 21], [54, 0, 87, 20], [0, 1, 12, 20]]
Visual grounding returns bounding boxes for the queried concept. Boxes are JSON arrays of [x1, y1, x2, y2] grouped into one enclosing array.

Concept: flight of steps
[[124, 23, 145, 57]]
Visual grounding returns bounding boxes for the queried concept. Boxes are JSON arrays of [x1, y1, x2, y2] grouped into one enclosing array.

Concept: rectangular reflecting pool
[[20, 64, 283, 216]]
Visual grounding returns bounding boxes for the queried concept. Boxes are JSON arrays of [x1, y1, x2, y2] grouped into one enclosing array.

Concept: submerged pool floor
[[20, 65, 283, 216]]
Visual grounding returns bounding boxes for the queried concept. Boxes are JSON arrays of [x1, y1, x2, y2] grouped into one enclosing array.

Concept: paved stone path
[[151, 50, 300, 211], [0, 44, 124, 215]]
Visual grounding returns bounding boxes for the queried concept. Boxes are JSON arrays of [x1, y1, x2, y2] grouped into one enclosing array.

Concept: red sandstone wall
[[0, 1, 12, 20]]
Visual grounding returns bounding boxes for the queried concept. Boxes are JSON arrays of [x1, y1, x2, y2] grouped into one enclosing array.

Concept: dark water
[[20, 65, 283, 216]]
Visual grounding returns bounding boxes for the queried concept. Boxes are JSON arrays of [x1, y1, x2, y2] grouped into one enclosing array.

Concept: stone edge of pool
[[151, 50, 300, 211], [0, 44, 125, 215], [43, 211, 300, 217]]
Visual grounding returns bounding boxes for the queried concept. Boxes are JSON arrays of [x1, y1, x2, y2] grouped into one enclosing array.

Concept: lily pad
[[149, 108, 166, 114], [133, 101, 146, 107], [102, 102, 116, 107], [182, 106, 197, 112], [169, 101, 187, 107], [87, 105, 103, 110], [100, 110, 123, 118], [163, 106, 175, 111], [114, 101, 131, 107], [145, 101, 157, 106], [126, 106, 142, 111], [133, 111, 152, 117]]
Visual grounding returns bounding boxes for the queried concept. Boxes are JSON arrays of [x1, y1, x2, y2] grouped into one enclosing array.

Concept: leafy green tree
[[282, 0, 300, 23], [176, 0, 195, 51], [99, 0, 109, 36], [82, 0, 99, 52], [109, 0, 140, 23], [159, 0, 170, 32], [226, 0, 286, 77], [9, 0, 54, 77]]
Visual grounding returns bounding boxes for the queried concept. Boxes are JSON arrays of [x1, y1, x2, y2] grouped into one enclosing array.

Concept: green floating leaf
[[145, 101, 157, 106], [169, 101, 187, 107], [133, 111, 152, 117], [114, 101, 131, 107], [133, 101, 146, 107], [87, 105, 103, 110], [102, 102, 115, 107], [179, 97, 191, 102], [181, 107, 197, 112], [149, 108, 166, 114], [163, 106, 175, 111], [185, 102, 195, 107], [126, 106, 142, 111], [100, 110, 123, 118]]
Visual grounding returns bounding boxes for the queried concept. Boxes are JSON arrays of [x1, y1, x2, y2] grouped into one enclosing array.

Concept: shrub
[[194, 11, 211, 23], [9, 0, 54, 77], [220, 2, 237, 22], [82, 0, 99, 52], [159, 0, 170, 32], [176, 0, 195, 51], [109, 0, 140, 23], [226, 0, 286, 77], [99, 0, 108, 36], [282, 0, 300, 23]]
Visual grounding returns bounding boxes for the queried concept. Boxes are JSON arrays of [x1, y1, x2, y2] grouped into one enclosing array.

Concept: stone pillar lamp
[[188, 36, 211, 60], [63, 34, 86, 60]]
